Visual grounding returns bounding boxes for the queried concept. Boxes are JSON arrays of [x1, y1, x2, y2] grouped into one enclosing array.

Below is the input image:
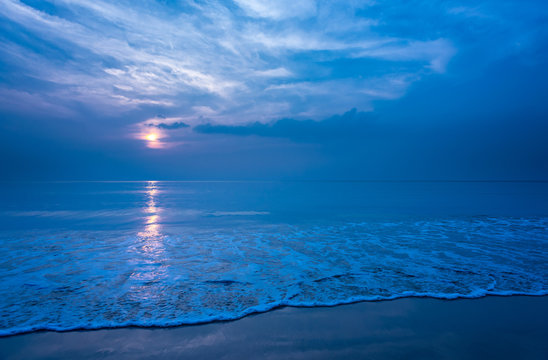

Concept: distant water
[[1, 181, 547, 336]]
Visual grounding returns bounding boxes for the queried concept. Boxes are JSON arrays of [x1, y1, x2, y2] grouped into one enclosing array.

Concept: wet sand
[[1, 295, 547, 359]]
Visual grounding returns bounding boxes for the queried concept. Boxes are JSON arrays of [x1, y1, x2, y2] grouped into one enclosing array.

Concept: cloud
[[3, 0, 545, 133], [0, 0, 462, 124], [254, 67, 293, 78], [233, 0, 317, 20], [194, 108, 372, 142], [352, 39, 456, 73], [146, 122, 189, 130]]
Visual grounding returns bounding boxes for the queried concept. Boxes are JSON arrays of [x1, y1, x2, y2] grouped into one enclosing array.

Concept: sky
[[1, 0, 547, 180]]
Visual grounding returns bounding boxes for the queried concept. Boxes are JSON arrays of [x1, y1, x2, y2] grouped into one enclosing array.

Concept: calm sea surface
[[0, 181, 547, 335]]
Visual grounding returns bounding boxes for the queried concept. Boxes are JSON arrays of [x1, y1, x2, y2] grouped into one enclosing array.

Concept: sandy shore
[[1, 295, 547, 359]]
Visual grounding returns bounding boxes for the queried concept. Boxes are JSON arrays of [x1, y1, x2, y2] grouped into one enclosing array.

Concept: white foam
[[1, 216, 547, 336]]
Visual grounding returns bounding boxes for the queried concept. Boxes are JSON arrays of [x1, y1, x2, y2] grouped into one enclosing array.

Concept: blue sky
[[1, 0, 547, 180]]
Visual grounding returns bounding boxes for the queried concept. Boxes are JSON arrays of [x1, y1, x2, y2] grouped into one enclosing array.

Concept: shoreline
[[1, 293, 547, 338], [2, 295, 547, 359]]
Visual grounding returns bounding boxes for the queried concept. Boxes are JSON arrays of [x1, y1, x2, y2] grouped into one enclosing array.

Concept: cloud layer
[[0, 0, 458, 126]]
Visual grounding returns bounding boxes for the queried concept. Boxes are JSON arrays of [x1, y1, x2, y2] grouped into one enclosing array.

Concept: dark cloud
[[147, 121, 189, 130], [193, 109, 373, 142]]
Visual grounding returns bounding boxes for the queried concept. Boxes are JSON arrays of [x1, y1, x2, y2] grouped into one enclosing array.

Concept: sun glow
[[146, 133, 157, 141]]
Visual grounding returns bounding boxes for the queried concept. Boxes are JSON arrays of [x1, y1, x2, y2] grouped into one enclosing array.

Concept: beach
[[1, 295, 547, 359], [2, 0, 548, 358]]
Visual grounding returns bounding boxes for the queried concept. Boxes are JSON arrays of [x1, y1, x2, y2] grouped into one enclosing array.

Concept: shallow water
[[0, 181, 547, 335]]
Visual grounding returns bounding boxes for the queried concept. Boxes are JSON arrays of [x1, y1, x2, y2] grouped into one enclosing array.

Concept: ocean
[[0, 181, 547, 336]]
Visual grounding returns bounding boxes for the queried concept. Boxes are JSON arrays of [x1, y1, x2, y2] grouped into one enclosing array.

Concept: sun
[[146, 133, 157, 141]]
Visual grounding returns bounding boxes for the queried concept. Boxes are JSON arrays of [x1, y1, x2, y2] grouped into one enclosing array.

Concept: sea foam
[[1, 216, 547, 336]]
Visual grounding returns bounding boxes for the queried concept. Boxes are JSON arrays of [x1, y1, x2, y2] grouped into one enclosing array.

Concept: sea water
[[0, 181, 547, 336]]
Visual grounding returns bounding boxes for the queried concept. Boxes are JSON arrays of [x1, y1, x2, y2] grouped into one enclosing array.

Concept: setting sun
[[146, 133, 157, 141]]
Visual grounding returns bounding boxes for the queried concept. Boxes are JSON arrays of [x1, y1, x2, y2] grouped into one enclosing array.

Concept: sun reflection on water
[[131, 181, 168, 300], [138, 181, 163, 240]]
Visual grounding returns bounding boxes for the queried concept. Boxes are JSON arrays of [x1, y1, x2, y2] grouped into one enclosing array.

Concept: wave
[[2, 290, 547, 337], [1, 216, 547, 337]]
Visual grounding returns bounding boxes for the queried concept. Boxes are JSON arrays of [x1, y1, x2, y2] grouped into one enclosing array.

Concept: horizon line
[[1, 179, 548, 183]]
